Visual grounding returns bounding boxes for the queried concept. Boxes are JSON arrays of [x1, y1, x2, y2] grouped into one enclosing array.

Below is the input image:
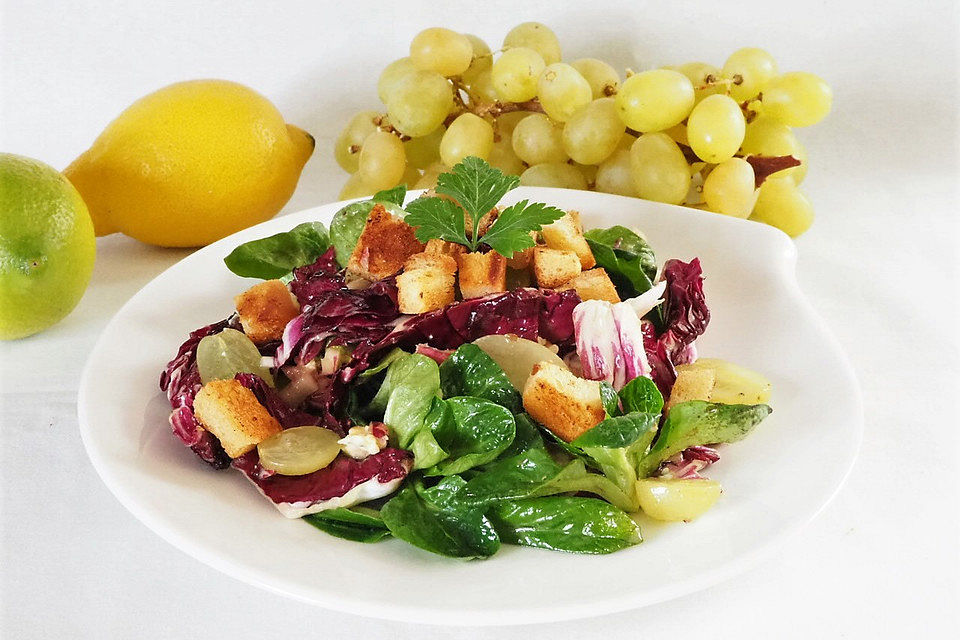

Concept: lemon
[[0, 154, 96, 340], [64, 80, 314, 247]]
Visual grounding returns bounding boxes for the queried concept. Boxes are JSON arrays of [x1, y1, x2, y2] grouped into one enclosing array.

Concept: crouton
[[347, 204, 425, 281], [522, 361, 605, 442], [234, 279, 300, 344], [457, 251, 507, 299], [193, 379, 283, 458], [665, 367, 716, 412], [404, 251, 457, 275], [558, 268, 621, 304], [542, 210, 596, 270], [397, 268, 456, 314], [425, 238, 466, 259], [506, 231, 538, 270], [475, 207, 499, 237], [533, 247, 582, 288]]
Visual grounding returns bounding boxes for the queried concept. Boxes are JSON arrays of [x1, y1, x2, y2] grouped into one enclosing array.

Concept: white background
[[1, 0, 958, 637]]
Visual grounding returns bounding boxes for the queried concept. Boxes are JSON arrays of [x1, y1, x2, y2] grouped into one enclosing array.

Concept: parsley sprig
[[404, 157, 566, 258]]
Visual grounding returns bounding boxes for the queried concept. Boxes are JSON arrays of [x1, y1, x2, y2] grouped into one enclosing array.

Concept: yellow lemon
[[1, 153, 95, 340], [64, 80, 314, 247]]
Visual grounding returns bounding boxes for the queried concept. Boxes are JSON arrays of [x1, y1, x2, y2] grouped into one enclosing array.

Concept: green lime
[[0, 153, 96, 340]]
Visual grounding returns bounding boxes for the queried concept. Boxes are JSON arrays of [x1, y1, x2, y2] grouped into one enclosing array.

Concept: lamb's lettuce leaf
[[223, 222, 330, 279], [637, 401, 772, 477], [487, 496, 642, 554], [380, 477, 500, 559], [439, 343, 522, 412], [424, 397, 516, 476], [303, 507, 390, 543]]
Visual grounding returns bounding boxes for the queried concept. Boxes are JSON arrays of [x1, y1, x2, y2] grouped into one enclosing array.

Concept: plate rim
[[77, 188, 864, 626]]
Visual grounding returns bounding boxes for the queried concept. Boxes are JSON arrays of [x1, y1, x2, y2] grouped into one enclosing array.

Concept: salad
[[159, 158, 772, 558]]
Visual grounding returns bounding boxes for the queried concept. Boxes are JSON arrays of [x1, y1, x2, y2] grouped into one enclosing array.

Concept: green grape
[[761, 71, 832, 127], [491, 47, 545, 102], [721, 47, 778, 102], [571, 58, 621, 98], [358, 130, 406, 191], [197, 328, 274, 386], [512, 113, 567, 165], [494, 111, 533, 138], [615, 69, 695, 133], [339, 172, 377, 199], [561, 97, 625, 165], [488, 136, 525, 176], [702, 157, 757, 218], [595, 149, 636, 197], [519, 162, 588, 189], [750, 177, 814, 236], [410, 27, 473, 77], [462, 34, 493, 83], [403, 125, 445, 169], [629, 132, 691, 204], [616, 132, 638, 150], [386, 70, 453, 137], [333, 111, 380, 173], [440, 113, 494, 166], [575, 162, 598, 187], [687, 94, 746, 163], [503, 22, 561, 65], [467, 68, 499, 103], [740, 116, 806, 184], [663, 123, 688, 147], [537, 63, 592, 122], [258, 426, 342, 476], [378, 57, 417, 104], [675, 62, 722, 102], [399, 163, 422, 188], [414, 162, 448, 190]]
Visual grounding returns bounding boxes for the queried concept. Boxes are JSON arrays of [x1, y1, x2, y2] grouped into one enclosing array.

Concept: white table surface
[[2, 1, 958, 637]]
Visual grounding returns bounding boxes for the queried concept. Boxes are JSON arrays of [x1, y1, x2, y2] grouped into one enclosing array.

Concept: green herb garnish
[[404, 156, 566, 257]]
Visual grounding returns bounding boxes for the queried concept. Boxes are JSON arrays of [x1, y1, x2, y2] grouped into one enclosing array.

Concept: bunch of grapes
[[333, 23, 832, 237]]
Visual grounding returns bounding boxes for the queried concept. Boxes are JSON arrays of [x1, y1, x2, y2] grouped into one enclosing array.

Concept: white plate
[[78, 188, 862, 626]]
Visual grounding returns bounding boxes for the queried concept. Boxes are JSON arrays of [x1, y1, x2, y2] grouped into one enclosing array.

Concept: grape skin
[[537, 63, 592, 123], [750, 178, 814, 236], [520, 162, 588, 189], [503, 22, 561, 65], [629, 133, 691, 204], [687, 94, 746, 163], [615, 69, 695, 133], [721, 47, 778, 102], [512, 113, 568, 165], [358, 130, 406, 191], [410, 27, 473, 77], [701, 158, 757, 218], [440, 113, 494, 166], [333, 111, 380, 173], [339, 172, 377, 199], [761, 71, 832, 127], [595, 149, 636, 197], [492, 47, 545, 102], [562, 97, 625, 165], [378, 58, 417, 104], [403, 125, 445, 169], [386, 71, 453, 137], [571, 58, 621, 98], [740, 117, 807, 184]]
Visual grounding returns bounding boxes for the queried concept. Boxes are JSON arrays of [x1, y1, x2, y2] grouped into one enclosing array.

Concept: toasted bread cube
[[234, 279, 300, 345], [397, 268, 456, 314], [404, 251, 457, 275], [506, 231, 538, 270], [193, 379, 283, 458], [425, 238, 466, 259], [457, 251, 507, 299], [665, 368, 716, 412], [558, 268, 621, 303], [533, 247, 582, 288], [542, 211, 596, 270], [475, 208, 499, 237], [523, 362, 605, 442], [347, 204, 425, 281]]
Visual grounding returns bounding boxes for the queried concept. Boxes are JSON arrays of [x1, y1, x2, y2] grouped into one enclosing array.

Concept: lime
[[0, 153, 95, 340]]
